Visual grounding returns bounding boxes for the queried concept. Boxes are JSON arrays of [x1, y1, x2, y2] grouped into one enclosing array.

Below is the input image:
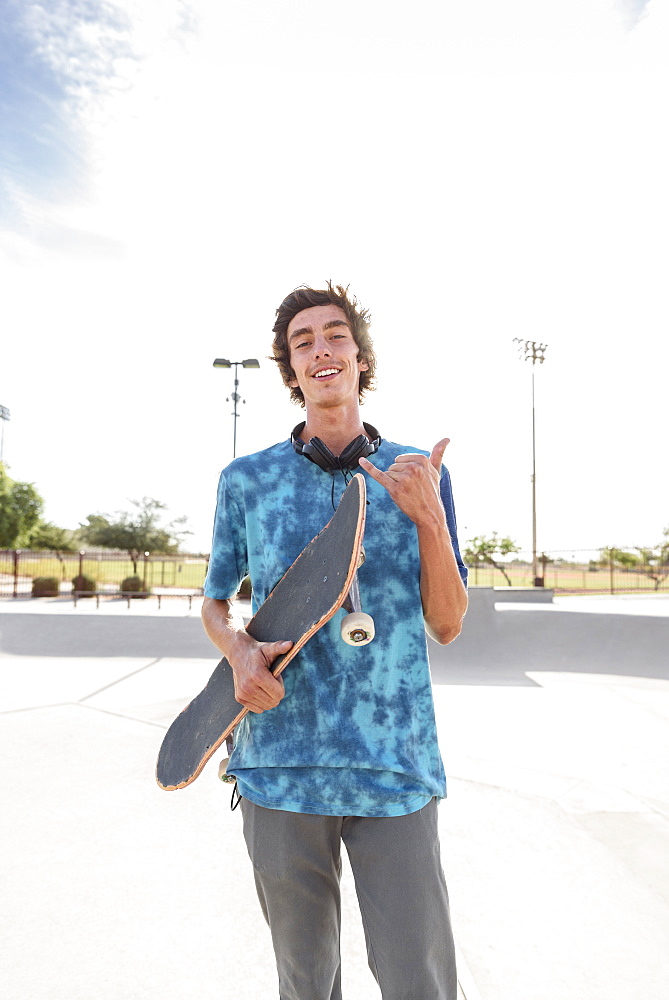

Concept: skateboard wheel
[[218, 758, 236, 784], [341, 611, 375, 646]]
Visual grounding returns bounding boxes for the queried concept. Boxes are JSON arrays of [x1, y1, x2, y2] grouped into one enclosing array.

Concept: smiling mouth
[[312, 368, 341, 379]]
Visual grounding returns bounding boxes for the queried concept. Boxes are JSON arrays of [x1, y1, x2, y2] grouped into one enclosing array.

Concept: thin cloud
[[0, 1, 198, 221], [0, 1, 132, 217], [18, 0, 132, 101], [618, 0, 652, 28]]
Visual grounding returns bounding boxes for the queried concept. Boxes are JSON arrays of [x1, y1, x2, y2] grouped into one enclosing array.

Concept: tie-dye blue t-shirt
[[204, 436, 467, 817]]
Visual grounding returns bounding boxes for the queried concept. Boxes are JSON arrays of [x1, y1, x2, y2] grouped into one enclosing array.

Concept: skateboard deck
[[156, 473, 371, 791]]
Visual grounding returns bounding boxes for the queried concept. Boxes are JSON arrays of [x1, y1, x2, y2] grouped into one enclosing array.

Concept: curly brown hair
[[270, 282, 377, 407]]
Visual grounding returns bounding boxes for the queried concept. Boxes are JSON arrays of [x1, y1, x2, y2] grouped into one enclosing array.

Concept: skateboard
[[156, 473, 374, 791]]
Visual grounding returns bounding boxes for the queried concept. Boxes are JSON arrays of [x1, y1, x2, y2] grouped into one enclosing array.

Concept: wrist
[[217, 625, 256, 672], [414, 506, 448, 533]]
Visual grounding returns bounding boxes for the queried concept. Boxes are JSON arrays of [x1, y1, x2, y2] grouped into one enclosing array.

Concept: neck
[[300, 402, 368, 456]]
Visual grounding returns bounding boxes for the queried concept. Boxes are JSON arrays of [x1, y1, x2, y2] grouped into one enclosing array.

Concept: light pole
[[212, 358, 260, 457], [0, 405, 9, 464], [513, 339, 548, 586]]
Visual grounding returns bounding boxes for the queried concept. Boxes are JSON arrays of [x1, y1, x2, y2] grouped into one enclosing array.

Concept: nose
[[313, 335, 331, 359]]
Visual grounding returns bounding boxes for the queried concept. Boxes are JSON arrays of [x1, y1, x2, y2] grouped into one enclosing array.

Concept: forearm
[[416, 515, 468, 645], [202, 596, 256, 662], [201, 596, 289, 712]]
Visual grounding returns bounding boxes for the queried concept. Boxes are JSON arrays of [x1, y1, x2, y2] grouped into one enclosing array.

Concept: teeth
[[314, 368, 340, 378]]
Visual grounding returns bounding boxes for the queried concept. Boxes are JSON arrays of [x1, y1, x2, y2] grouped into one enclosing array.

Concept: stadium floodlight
[[0, 405, 9, 464], [513, 339, 549, 587], [212, 360, 260, 457]]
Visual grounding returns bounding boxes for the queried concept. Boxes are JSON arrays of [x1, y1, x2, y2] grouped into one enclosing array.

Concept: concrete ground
[[2, 590, 668, 999]]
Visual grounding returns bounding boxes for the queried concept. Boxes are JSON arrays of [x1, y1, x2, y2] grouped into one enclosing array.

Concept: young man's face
[[287, 304, 368, 410]]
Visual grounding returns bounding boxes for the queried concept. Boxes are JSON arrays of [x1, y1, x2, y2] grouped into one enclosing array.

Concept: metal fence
[[466, 548, 669, 594], [1, 547, 667, 599], [0, 549, 209, 598]]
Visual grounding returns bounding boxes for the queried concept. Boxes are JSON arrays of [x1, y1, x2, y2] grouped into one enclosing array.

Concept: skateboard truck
[[340, 549, 375, 646], [218, 733, 236, 783], [218, 757, 236, 783]]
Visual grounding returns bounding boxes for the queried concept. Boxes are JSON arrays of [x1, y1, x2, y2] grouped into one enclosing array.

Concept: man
[[202, 283, 468, 1000]]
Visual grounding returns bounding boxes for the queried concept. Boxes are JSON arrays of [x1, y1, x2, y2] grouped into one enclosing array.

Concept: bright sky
[[1, 0, 667, 557]]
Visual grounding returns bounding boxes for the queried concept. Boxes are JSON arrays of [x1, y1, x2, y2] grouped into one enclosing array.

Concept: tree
[[28, 522, 78, 578], [599, 546, 639, 570], [78, 497, 192, 573], [600, 534, 669, 590], [0, 462, 44, 548], [634, 528, 669, 591], [462, 532, 521, 587], [29, 522, 77, 552]]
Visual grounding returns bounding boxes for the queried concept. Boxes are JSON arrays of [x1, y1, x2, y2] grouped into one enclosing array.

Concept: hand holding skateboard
[[228, 636, 292, 714]]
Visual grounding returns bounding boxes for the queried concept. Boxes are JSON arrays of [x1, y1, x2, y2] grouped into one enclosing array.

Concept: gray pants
[[240, 797, 457, 1000]]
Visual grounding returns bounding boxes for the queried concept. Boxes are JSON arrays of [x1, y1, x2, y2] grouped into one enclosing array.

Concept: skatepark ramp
[[428, 588, 669, 686]]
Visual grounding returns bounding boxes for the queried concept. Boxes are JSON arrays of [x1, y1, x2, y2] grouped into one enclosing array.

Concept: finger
[[235, 642, 290, 707], [430, 437, 450, 472], [393, 452, 427, 464], [246, 676, 285, 713], [264, 639, 293, 665], [383, 463, 418, 481], [358, 456, 394, 487], [261, 640, 293, 701], [239, 670, 285, 712], [257, 664, 286, 695]]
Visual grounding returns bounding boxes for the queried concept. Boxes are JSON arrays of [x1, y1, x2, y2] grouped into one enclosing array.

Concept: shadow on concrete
[[0, 614, 218, 659], [430, 590, 669, 686]]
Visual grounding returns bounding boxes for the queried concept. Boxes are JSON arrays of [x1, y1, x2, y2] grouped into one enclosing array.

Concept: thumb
[[430, 437, 451, 472], [263, 639, 293, 664], [270, 639, 293, 655]]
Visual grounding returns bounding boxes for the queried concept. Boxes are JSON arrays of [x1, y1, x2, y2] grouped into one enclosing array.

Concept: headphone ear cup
[[339, 435, 368, 469], [306, 437, 339, 471], [291, 422, 307, 456], [292, 422, 381, 472], [339, 427, 381, 468]]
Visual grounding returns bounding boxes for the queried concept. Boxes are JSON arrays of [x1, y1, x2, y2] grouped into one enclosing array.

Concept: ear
[[358, 357, 369, 372], [288, 369, 298, 387]]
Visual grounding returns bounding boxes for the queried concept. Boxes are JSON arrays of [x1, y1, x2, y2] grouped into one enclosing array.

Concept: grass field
[[467, 561, 668, 593], [1, 551, 667, 596], [0, 552, 208, 591]]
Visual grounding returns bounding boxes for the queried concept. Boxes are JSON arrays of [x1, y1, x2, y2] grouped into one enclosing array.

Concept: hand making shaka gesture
[[359, 437, 450, 529]]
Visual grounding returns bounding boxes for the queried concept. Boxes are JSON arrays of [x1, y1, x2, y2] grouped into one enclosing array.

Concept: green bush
[[72, 574, 96, 596], [32, 576, 60, 598], [237, 575, 252, 598], [120, 575, 150, 598]]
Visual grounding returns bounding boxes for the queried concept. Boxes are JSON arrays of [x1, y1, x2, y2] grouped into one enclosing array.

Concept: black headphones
[[291, 422, 381, 473]]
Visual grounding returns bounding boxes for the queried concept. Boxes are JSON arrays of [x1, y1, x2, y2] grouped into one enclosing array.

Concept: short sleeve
[[203, 472, 248, 599], [439, 467, 468, 586]]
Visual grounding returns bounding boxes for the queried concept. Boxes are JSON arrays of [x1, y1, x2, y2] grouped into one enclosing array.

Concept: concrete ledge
[[492, 586, 555, 603], [466, 588, 555, 615]]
